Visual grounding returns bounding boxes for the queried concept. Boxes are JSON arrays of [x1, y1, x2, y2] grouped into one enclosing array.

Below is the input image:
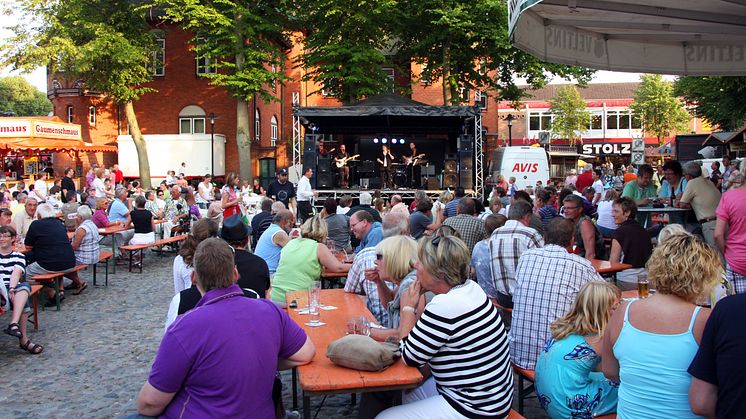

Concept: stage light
[[382, 138, 388, 144], [373, 138, 379, 144]]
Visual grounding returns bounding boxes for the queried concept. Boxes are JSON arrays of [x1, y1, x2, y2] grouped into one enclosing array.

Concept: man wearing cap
[[267, 169, 296, 214], [296, 167, 317, 224], [139, 237, 315, 418]]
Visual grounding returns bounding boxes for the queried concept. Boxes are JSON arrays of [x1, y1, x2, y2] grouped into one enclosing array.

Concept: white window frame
[[476, 91, 487, 110], [321, 79, 336, 97], [153, 38, 165, 76], [254, 109, 261, 142], [270, 116, 278, 146], [179, 117, 206, 134], [67, 105, 74, 123], [88, 106, 96, 126], [195, 38, 217, 76]]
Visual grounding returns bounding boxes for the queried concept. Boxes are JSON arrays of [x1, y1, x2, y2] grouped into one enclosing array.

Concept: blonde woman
[[367, 236, 422, 341], [535, 282, 621, 419], [270, 215, 351, 307], [602, 234, 722, 418]]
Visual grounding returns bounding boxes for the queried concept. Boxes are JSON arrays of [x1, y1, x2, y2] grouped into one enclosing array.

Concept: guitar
[[335, 154, 360, 168], [403, 153, 426, 165]]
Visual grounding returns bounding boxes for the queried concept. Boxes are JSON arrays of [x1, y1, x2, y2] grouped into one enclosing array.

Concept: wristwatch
[[402, 306, 417, 314]]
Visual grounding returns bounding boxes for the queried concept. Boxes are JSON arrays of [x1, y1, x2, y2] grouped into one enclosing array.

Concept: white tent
[[509, 0, 746, 75]]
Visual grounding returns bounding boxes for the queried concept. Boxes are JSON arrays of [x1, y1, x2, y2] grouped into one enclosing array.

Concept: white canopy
[[509, 0, 746, 75]]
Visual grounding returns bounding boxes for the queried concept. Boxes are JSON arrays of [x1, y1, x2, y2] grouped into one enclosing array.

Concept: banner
[[0, 119, 82, 140]]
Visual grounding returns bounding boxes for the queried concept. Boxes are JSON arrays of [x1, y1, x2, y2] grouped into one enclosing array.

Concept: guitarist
[[334, 144, 351, 188], [404, 142, 423, 188]]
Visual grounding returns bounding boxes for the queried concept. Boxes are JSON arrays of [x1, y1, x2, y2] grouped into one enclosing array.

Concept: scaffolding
[[291, 92, 302, 172]]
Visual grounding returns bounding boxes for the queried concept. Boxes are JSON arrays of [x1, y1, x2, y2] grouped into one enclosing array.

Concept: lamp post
[[506, 113, 515, 147], [209, 112, 215, 176]]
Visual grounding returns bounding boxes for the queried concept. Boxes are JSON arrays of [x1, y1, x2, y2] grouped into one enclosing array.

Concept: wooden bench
[[92, 251, 113, 286], [512, 363, 535, 416], [30, 264, 88, 311], [507, 409, 526, 418], [1, 285, 41, 330], [120, 234, 187, 273]]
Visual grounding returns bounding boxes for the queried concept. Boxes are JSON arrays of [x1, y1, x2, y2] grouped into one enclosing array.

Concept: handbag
[[326, 334, 401, 371]]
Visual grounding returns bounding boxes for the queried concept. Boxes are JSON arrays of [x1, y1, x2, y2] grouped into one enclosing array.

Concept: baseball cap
[[277, 168, 288, 176]]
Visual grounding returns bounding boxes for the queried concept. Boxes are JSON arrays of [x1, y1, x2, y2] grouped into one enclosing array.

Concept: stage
[[312, 188, 450, 211]]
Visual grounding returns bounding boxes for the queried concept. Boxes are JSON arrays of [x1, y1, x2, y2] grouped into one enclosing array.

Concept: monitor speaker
[[317, 157, 331, 173], [302, 151, 317, 188], [444, 160, 457, 173], [304, 134, 320, 153], [358, 161, 375, 174], [459, 150, 473, 188], [316, 172, 333, 189], [443, 173, 458, 189], [457, 135, 474, 152]]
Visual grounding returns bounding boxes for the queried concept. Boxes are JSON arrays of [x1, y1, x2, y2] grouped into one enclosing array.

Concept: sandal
[[72, 282, 88, 296], [4, 323, 21, 338], [19, 339, 43, 355]]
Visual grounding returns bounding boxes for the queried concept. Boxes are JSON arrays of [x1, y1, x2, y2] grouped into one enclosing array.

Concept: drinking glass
[[637, 272, 650, 298], [308, 281, 321, 326]]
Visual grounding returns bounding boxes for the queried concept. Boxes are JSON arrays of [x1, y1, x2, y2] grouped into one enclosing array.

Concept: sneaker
[[283, 411, 300, 419]]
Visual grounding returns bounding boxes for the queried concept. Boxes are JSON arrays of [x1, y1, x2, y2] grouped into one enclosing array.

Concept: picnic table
[[637, 206, 693, 228], [97, 224, 130, 274], [286, 289, 423, 419], [591, 259, 633, 276]]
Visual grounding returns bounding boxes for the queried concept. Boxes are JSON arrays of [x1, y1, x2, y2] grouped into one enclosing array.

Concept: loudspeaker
[[303, 151, 317, 188], [444, 160, 457, 173], [457, 135, 474, 152], [317, 157, 331, 173], [358, 161, 375, 174], [443, 173, 458, 188], [459, 150, 473, 188], [426, 177, 440, 190], [304, 134, 320, 153], [317, 172, 333, 188]]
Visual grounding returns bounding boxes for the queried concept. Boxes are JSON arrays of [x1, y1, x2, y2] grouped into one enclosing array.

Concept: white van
[[489, 146, 550, 190]]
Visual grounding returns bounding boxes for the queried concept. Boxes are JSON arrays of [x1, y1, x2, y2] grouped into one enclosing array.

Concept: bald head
[[382, 211, 409, 237]]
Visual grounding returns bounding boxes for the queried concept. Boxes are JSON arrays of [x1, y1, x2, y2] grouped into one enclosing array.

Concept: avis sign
[[512, 163, 539, 173], [581, 143, 631, 155]]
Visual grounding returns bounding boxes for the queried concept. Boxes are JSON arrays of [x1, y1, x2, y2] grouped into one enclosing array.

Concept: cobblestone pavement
[[0, 252, 548, 418]]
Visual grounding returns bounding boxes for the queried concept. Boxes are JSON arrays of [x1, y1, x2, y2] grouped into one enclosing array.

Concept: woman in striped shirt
[[377, 235, 514, 419]]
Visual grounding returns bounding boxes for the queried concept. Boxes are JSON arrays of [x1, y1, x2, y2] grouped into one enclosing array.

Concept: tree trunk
[[236, 95, 252, 183], [442, 40, 452, 106], [123, 101, 151, 189]]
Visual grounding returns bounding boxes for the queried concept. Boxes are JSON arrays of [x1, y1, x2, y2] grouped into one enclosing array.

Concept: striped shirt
[[0, 250, 26, 288], [74, 220, 101, 265], [488, 220, 544, 296], [401, 280, 514, 418], [509, 244, 604, 370], [344, 247, 396, 326]]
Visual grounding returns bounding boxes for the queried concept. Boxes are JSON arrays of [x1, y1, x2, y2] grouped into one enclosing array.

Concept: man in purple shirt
[[136, 238, 315, 418]]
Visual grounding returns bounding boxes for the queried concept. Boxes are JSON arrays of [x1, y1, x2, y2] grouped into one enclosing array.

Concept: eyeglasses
[[350, 220, 363, 229], [375, 253, 384, 260]]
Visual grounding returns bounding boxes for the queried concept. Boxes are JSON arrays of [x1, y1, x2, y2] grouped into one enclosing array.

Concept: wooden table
[[591, 259, 633, 275], [97, 224, 130, 274], [637, 206, 693, 228], [286, 289, 423, 419]]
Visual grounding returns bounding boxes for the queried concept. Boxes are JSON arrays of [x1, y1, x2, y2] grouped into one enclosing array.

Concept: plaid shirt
[[344, 247, 396, 325], [488, 220, 544, 296], [509, 244, 603, 369], [443, 214, 486, 253]]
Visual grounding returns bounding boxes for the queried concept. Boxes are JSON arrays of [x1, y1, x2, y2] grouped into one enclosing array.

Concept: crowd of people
[[2, 156, 745, 419]]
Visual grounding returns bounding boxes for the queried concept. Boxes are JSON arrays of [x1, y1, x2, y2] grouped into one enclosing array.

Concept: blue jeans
[[598, 225, 616, 239]]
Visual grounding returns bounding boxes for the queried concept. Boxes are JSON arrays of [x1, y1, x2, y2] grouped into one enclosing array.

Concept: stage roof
[[294, 94, 480, 135]]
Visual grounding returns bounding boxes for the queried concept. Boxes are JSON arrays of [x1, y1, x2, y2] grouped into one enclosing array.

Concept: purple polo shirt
[[148, 284, 307, 418]]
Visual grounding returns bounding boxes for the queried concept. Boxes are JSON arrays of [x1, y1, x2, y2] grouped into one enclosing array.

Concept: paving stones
[[0, 254, 548, 418]]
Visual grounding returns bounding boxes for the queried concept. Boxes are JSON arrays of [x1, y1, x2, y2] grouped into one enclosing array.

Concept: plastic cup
[[637, 273, 650, 298]]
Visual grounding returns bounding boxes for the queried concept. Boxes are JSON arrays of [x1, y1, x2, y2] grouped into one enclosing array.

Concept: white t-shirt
[[592, 179, 604, 196], [34, 179, 48, 200], [92, 177, 106, 198], [596, 200, 617, 230], [196, 182, 212, 203], [172, 255, 193, 294]]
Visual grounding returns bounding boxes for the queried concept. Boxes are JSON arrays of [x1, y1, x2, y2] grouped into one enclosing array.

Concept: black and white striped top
[[401, 280, 514, 419], [0, 250, 26, 288]]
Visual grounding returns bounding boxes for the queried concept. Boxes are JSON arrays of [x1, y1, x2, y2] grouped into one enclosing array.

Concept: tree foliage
[[548, 85, 589, 145], [154, 0, 291, 181], [0, 76, 53, 116], [674, 76, 746, 131], [1, 0, 156, 187], [630, 74, 691, 145]]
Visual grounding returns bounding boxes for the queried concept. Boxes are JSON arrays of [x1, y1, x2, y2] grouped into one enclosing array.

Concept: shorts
[[2, 282, 32, 313], [727, 265, 746, 294]]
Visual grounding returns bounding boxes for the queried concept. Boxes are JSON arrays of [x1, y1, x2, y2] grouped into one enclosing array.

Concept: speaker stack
[[303, 134, 319, 188], [316, 155, 332, 189], [444, 153, 458, 189], [458, 135, 474, 188]]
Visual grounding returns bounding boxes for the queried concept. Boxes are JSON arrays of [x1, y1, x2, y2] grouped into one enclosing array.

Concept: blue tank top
[[254, 223, 283, 273], [613, 301, 703, 419]]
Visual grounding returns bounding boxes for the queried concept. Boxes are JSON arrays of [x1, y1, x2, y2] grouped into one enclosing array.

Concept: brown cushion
[[326, 334, 401, 371]]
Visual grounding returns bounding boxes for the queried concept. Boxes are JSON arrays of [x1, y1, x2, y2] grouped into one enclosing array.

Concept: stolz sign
[[582, 143, 631, 155]]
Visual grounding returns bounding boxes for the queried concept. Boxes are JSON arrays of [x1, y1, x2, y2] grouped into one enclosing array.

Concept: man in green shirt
[[622, 164, 657, 226]]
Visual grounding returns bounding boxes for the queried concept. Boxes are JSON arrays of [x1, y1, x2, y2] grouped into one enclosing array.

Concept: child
[[508, 176, 517, 197]]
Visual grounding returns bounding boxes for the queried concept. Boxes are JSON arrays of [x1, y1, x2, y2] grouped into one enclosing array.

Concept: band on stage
[[317, 142, 428, 189]]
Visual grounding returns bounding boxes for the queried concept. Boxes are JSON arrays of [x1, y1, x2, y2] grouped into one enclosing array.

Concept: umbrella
[[509, 0, 746, 75]]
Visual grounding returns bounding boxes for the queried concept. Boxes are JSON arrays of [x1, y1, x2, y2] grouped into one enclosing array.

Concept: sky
[[0, 1, 667, 93]]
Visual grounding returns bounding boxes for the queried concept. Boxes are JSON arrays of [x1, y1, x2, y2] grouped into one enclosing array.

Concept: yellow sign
[[0, 118, 82, 140]]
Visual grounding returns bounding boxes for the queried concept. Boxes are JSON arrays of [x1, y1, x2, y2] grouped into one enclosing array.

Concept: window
[[195, 38, 217, 75], [178, 105, 206, 134], [270, 116, 278, 146], [541, 115, 552, 130], [153, 38, 165, 76], [254, 109, 261, 142], [476, 91, 487, 110], [67, 105, 73, 123], [88, 106, 96, 126], [619, 111, 631, 129], [530, 114, 541, 131], [458, 87, 470, 104], [529, 111, 553, 131], [632, 113, 642, 129], [419, 62, 431, 84], [321, 78, 337, 97], [589, 112, 602, 130], [606, 110, 618, 130], [382, 67, 395, 92]]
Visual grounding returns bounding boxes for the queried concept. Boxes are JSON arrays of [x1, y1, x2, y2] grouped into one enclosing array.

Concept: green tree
[[0, 76, 53, 116], [548, 85, 589, 145], [674, 76, 746, 131], [394, 0, 595, 105], [293, 0, 398, 104], [154, 0, 290, 182], [630, 74, 690, 145], [2, 0, 156, 187]]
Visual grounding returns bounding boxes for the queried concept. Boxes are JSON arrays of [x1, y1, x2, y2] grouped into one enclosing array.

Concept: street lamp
[[505, 114, 516, 147], [209, 112, 216, 176]]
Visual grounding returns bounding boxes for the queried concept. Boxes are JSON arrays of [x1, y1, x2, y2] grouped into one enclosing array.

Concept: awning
[[509, 0, 746, 75], [0, 116, 117, 153], [702, 131, 740, 145], [0, 137, 117, 153]]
